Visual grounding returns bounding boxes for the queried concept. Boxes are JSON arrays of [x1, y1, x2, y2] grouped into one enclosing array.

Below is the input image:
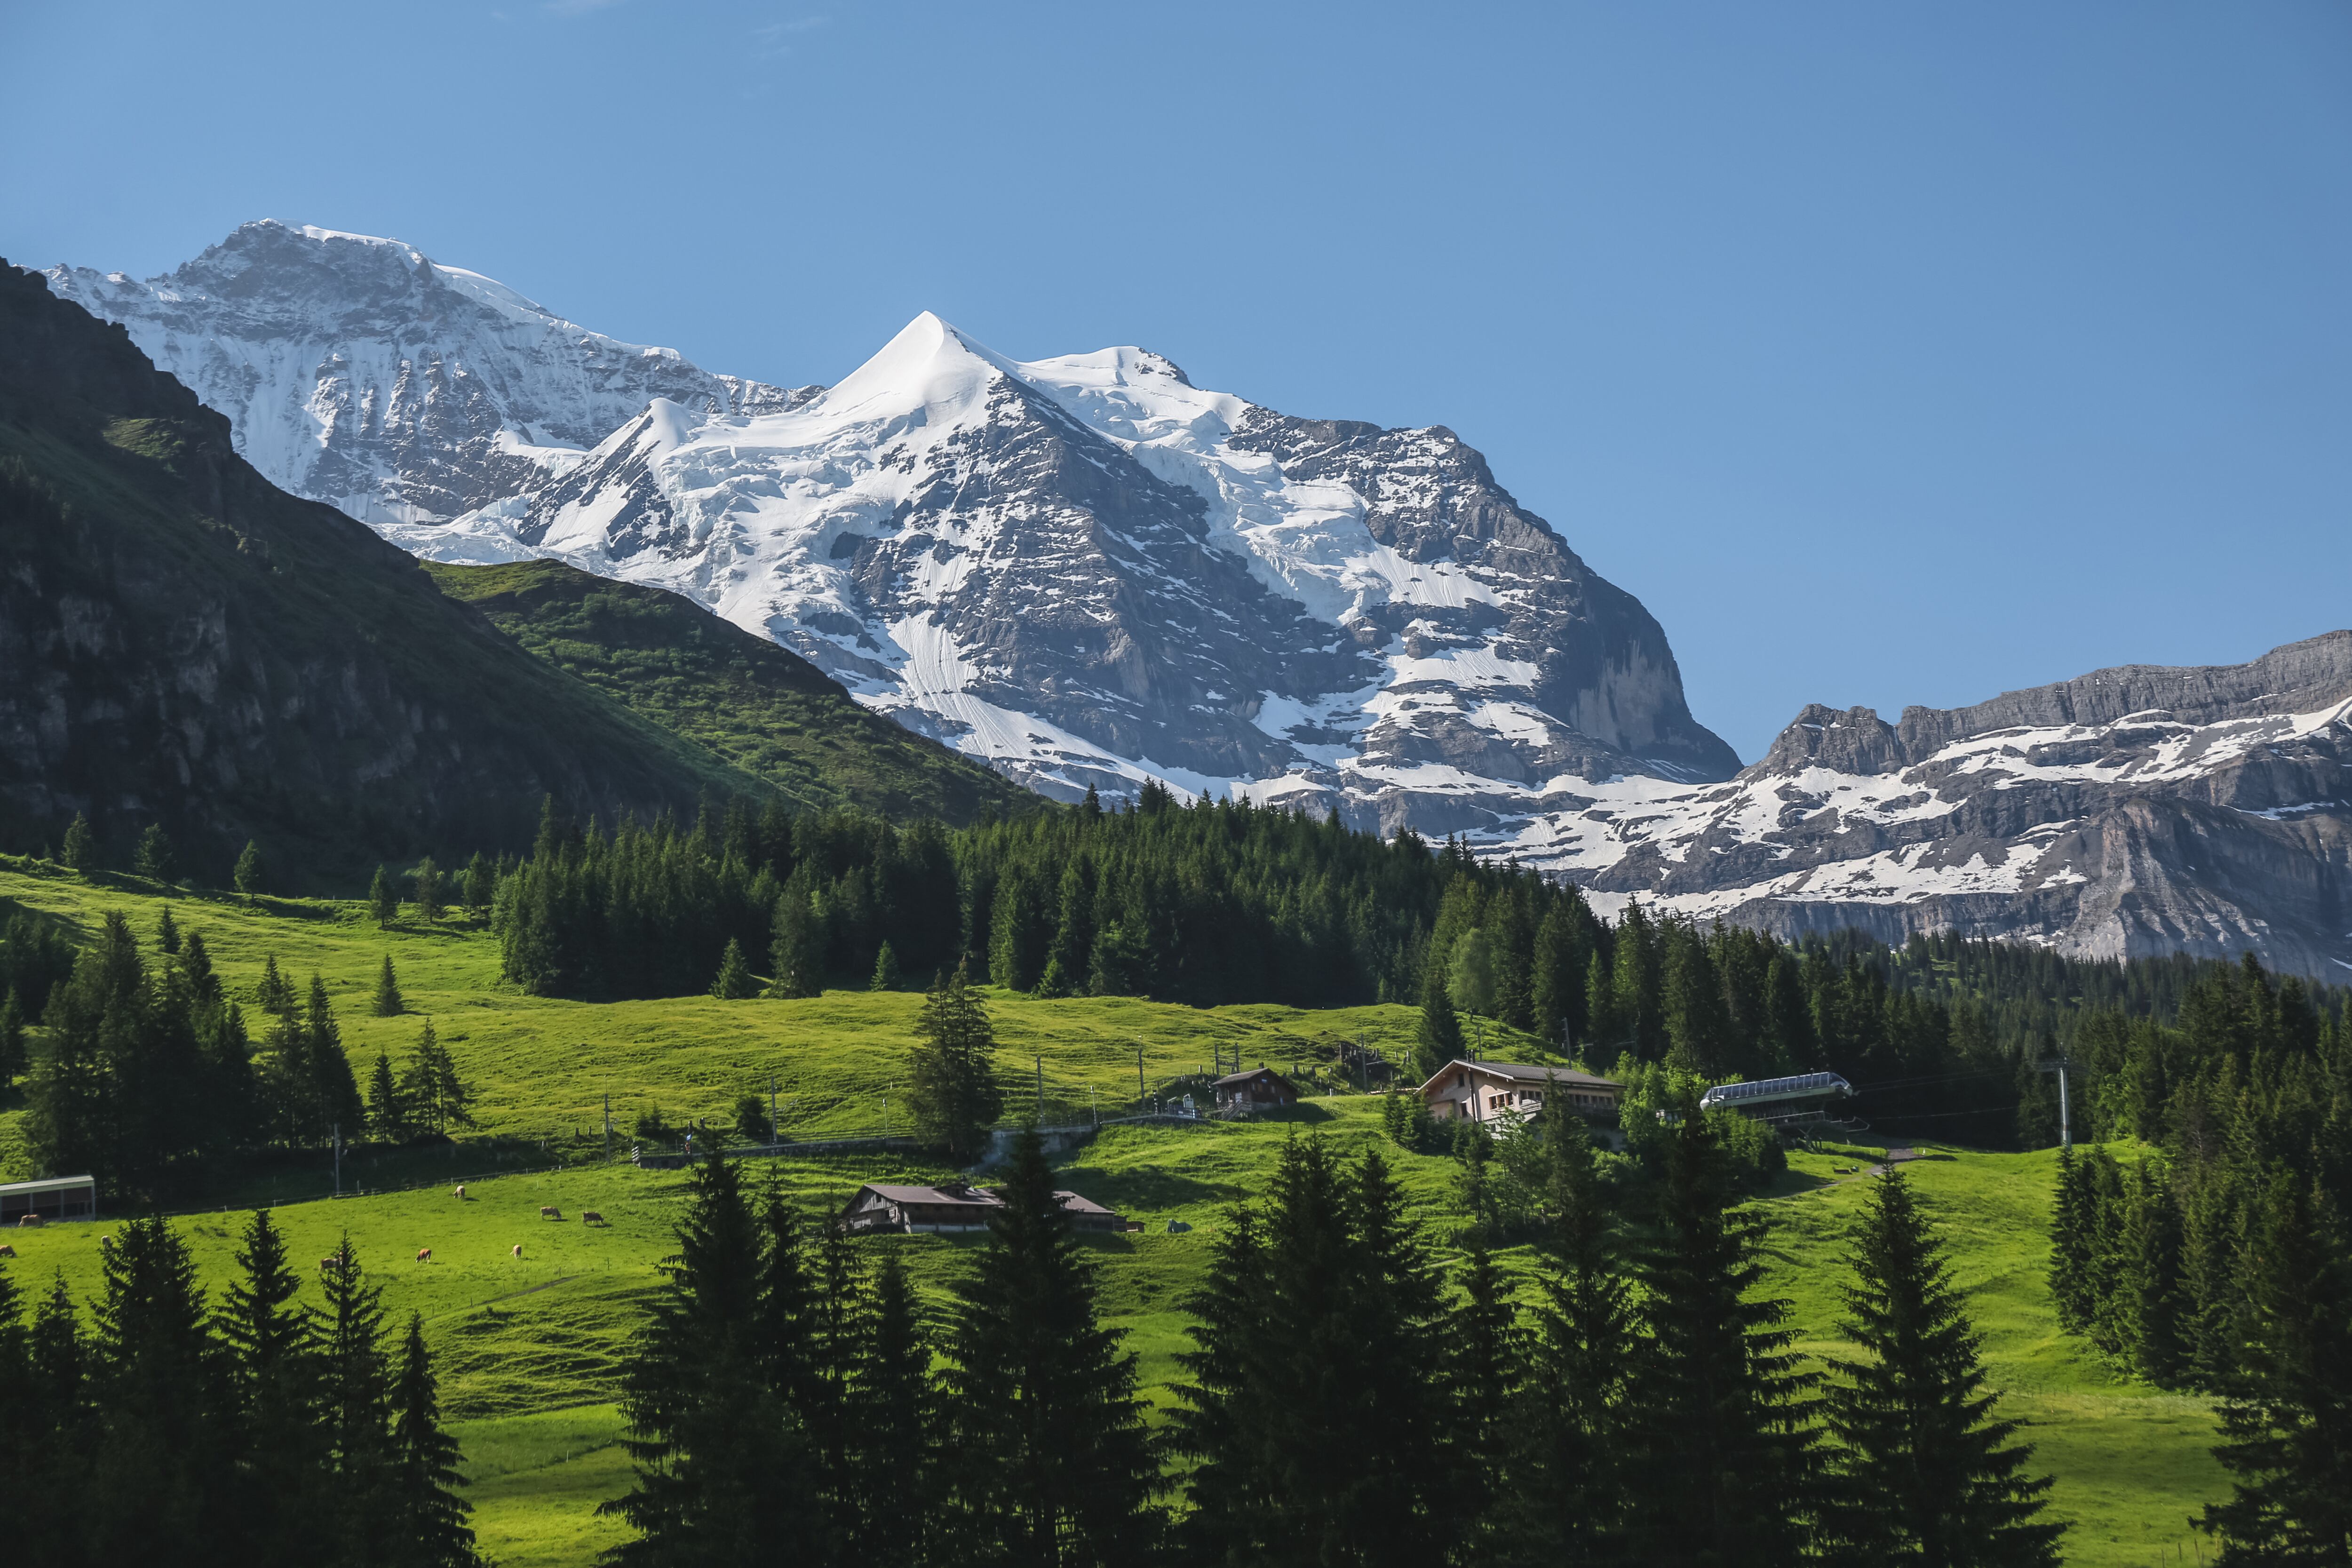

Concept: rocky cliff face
[[1515, 634, 2352, 978], [41, 222, 812, 539], [0, 262, 763, 886]]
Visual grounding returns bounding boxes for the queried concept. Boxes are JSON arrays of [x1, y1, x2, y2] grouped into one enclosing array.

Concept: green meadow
[[0, 858, 2226, 1567]]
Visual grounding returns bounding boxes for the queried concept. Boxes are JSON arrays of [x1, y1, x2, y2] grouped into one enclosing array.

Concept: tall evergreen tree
[[412, 857, 445, 923], [234, 839, 266, 897], [462, 852, 494, 916], [0, 986, 24, 1090], [1445, 1242, 1521, 1562], [305, 974, 365, 1144], [1621, 1099, 1819, 1566], [869, 939, 903, 992], [370, 865, 399, 928], [158, 904, 181, 955], [389, 1314, 483, 1568], [768, 879, 826, 999], [1174, 1137, 1448, 1567], [375, 953, 405, 1017], [2198, 1175, 2352, 1564], [19, 1274, 87, 1567], [368, 1050, 408, 1140], [848, 1252, 935, 1567], [905, 960, 1003, 1162], [709, 937, 758, 1001], [942, 1127, 1162, 1567], [1820, 1168, 2065, 1565], [87, 1216, 234, 1568], [319, 1237, 400, 1552], [603, 1153, 817, 1566], [2048, 1146, 2094, 1334], [1416, 962, 1465, 1081], [220, 1209, 328, 1568], [135, 821, 175, 883], [61, 811, 94, 871]]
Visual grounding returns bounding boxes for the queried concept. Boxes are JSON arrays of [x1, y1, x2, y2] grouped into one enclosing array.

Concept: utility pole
[[1090, 1084, 1097, 1127], [882, 1093, 889, 1140], [603, 1094, 612, 1163], [332, 1122, 342, 1197], [1137, 1044, 1146, 1113], [769, 1073, 778, 1148], [1035, 1055, 1044, 1122], [2037, 1052, 2075, 1150]]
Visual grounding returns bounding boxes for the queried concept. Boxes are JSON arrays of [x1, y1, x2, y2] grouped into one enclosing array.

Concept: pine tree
[[2048, 1146, 2094, 1333], [134, 822, 176, 883], [306, 974, 364, 1144], [220, 1209, 329, 1567], [158, 905, 181, 955], [1583, 947, 1621, 1057], [61, 812, 93, 872], [1174, 1137, 1448, 1566], [1445, 1242, 1521, 1559], [868, 939, 902, 993], [768, 879, 826, 999], [234, 839, 265, 897], [602, 1153, 817, 1565], [370, 864, 399, 929], [398, 1019, 471, 1137], [390, 1314, 483, 1568], [368, 1050, 407, 1140], [0, 987, 24, 1090], [256, 953, 296, 1017], [412, 857, 445, 923], [848, 1252, 935, 1566], [1621, 1098, 1819, 1566], [461, 852, 494, 916], [942, 1127, 1163, 1566], [1415, 961, 1465, 1081], [1510, 1112, 1634, 1560], [86, 1216, 233, 1565], [709, 937, 758, 1001], [1820, 1168, 2065, 1565], [2198, 1175, 2352, 1564], [319, 1237, 400, 1553], [18, 1275, 86, 1566], [375, 953, 405, 1017], [180, 929, 222, 1005], [905, 960, 1003, 1162]]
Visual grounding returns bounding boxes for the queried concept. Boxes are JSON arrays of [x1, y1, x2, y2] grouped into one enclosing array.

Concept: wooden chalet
[[1416, 1059, 1622, 1126], [841, 1181, 1129, 1235], [1212, 1067, 1301, 1116]]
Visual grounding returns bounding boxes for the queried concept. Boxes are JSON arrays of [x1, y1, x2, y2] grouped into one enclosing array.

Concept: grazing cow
[[580, 1211, 606, 1226], [320, 1256, 338, 1272], [510, 1244, 523, 1259], [416, 1248, 432, 1264], [17, 1214, 44, 1228], [540, 1206, 561, 1220], [0, 1243, 16, 1258], [453, 1185, 466, 1200]]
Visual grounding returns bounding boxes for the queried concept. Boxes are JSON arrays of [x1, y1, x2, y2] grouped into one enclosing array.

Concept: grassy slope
[[426, 560, 1039, 828], [0, 861, 2223, 1567]]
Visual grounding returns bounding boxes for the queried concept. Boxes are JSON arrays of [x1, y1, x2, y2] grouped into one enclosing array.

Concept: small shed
[[1, 1175, 97, 1225], [1212, 1067, 1301, 1116]]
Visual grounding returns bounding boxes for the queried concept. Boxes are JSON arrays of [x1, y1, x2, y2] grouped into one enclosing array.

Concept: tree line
[[0, 1213, 477, 1568], [2045, 953, 2352, 1558], [607, 1113, 2063, 1568], [11, 910, 472, 1205]]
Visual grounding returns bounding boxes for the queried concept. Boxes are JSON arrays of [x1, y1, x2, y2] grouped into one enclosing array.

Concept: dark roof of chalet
[[1454, 1060, 1622, 1090], [848, 1183, 1121, 1218], [1213, 1067, 1298, 1089]]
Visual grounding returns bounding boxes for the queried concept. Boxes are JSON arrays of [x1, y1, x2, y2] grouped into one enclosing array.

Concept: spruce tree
[[61, 811, 93, 872], [368, 1050, 407, 1140], [1621, 1098, 1819, 1566], [1583, 948, 1621, 1057], [87, 1216, 233, 1566], [709, 938, 757, 1001], [2198, 1175, 2352, 1563], [942, 1127, 1162, 1566], [412, 856, 445, 923], [848, 1252, 935, 1567], [234, 839, 265, 897], [905, 960, 1003, 1162], [1820, 1168, 2065, 1565], [731, 1093, 772, 1146], [220, 1209, 329, 1567], [0, 987, 24, 1090], [1510, 1112, 1634, 1560], [2048, 1146, 2093, 1333], [370, 864, 399, 928], [319, 1237, 400, 1552], [1174, 1137, 1448, 1566], [1415, 961, 1465, 1081], [462, 852, 494, 916], [20, 1275, 86, 1566], [603, 1153, 817, 1565], [375, 953, 405, 1017], [158, 904, 181, 955], [306, 974, 365, 1144], [256, 953, 296, 1017], [180, 929, 222, 1006], [134, 822, 175, 883], [869, 939, 902, 992], [1445, 1242, 1521, 1559], [389, 1314, 482, 1568], [768, 879, 826, 999]]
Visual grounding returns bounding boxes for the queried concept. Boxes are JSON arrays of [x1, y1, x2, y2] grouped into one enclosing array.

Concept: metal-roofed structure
[[2, 1175, 97, 1225], [1698, 1073, 1856, 1120]]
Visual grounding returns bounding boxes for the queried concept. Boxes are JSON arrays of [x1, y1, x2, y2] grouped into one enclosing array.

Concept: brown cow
[[17, 1214, 45, 1228], [0, 1243, 16, 1258], [416, 1248, 432, 1264], [510, 1244, 523, 1259], [580, 1211, 606, 1226], [319, 1256, 338, 1272], [540, 1206, 562, 1220], [453, 1185, 466, 1200]]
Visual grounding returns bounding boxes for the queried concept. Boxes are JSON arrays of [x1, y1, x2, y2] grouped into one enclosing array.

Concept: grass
[[0, 861, 2228, 1566]]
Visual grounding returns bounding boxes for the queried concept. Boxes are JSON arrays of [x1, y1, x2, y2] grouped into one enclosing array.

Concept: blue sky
[[4, 0, 2346, 761]]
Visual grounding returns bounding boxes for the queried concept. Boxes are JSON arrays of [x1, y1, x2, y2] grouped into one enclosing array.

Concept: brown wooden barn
[[1212, 1067, 1301, 1116], [840, 1181, 1129, 1234]]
